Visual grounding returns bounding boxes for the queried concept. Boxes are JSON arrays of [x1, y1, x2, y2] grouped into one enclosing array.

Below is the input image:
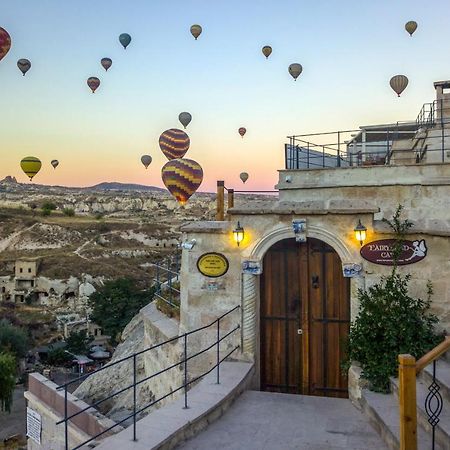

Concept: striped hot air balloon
[[20, 156, 42, 181], [87, 77, 100, 93], [159, 129, 190, 160], [17, 59, 31, 76], [101, 57, 112, 71], [0, 27, 11, 62], [161, 158, 203, 205], [390, 75, 409, 97]]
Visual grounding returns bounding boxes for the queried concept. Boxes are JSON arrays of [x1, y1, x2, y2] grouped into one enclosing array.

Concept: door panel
[[260, 238, 350, 398]]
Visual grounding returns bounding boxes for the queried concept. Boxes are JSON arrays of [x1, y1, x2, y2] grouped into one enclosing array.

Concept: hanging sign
[[26, 407, 42, 445], [360, 239, 427, 266], [197, 253, 229, 278]]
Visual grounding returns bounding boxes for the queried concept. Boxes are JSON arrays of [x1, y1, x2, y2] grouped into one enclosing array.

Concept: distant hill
[[86, 182, 166, 192]]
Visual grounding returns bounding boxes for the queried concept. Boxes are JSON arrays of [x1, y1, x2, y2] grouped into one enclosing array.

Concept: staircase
[[361, 340, 450, 450]]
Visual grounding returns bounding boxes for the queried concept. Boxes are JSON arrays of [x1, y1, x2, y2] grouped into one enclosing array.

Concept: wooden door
[[260, 238, 350, 398]]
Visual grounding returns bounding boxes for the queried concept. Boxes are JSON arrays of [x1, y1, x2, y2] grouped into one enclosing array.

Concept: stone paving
[[176, 390, 387, 450]]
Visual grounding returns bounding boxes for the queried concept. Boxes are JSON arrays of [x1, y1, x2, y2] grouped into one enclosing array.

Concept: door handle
[[297, 329, 303, 335], [312, 275, 319, 289]]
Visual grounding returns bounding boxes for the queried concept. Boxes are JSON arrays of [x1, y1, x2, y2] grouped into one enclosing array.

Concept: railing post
[[64, 385, 68, 450], [133, 354, 137, 441], [167, 257, 172, 306], [227, 189, 234, 215], [216, 181, 225, 221], [216, 317, 220, 384], [337, 131, 341, 167], [156, 264, 160, 293], [398, 354, 417, 450], [183, 333, 189, 409]]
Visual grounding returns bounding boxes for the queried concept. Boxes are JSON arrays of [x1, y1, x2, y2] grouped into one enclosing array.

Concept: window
[[20, 268, 23, 273], [28, 268, 32, 273]]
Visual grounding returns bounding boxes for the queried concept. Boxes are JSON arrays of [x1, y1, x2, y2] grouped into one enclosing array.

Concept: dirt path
[[0, 223, 38, 252]]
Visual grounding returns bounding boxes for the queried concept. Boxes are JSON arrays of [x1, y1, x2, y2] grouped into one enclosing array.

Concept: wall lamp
[[233, 222, 245, 246], [354, 220, 367, 246]]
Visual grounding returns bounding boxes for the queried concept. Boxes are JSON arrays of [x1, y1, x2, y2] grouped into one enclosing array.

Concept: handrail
[[416, 335, 450, 373]]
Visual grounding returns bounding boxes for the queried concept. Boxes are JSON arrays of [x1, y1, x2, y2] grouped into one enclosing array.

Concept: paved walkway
[[176, 391, 387, 450], [0, 386, 26, 441]]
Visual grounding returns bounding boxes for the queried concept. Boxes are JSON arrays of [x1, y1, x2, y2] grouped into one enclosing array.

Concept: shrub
[[62, 208, 75, 217], [0, 320, 28, 358], [47, 348, 71, 366], [66, 329, 93, 355], [0, 352, 16, 412]]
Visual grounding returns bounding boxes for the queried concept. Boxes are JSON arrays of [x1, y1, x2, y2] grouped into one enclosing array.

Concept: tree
[[47, 348, 71, 366], [0, 320, 28, 358], [88, 278, 154, 343], [0, 352, 16, 412], [66, 329, 93, 355]]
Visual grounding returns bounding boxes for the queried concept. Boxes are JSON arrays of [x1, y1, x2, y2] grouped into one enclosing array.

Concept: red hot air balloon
[[159, 129, 190, 160], [87, 77, 100, 93], [161, 158, 203, 205], [0, 27, 11, 62], [238, 127, 247, 138], [101, 58, 112, 71]]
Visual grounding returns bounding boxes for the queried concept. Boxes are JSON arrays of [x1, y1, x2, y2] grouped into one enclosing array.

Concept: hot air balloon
[[240, 172, 249, 183], [0, 27, 11, 62], [141, 155, 152, 169], [119, 33, 132, 49], [178, 112, 192, 129], [238, 127, 247, 138], [190, 24, 202, 40], [262, 46, 272, 59], [20, 157, 42, 181], [288, 63, 303, 81], [161, 158, 203, 205], [51, 160, 59, 169], [87, 77, 100, 93], [159, 129, 190, 160], [101, 57, 112, 71], [405, 21, 418, 36], [390, 75, 409, 97], [17, 59, 31, 76]]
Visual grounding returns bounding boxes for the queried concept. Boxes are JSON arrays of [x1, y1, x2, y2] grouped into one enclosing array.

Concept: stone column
[[241, 273, 257, 358]]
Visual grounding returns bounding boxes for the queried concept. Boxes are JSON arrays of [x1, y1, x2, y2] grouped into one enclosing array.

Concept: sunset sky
[[1, 0, 450, 192]]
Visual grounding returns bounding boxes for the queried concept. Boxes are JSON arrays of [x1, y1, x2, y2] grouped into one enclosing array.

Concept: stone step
[[391, 376, 450, 450], [360, 389, 439, 450]]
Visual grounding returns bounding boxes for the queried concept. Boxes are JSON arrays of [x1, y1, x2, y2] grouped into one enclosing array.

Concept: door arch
[[260, 238, 350, 398]]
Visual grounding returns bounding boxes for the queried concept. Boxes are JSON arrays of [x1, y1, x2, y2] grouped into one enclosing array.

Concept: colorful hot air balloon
[[190, 24, 202, 40], [101, 57, 112, 71], [87, 77, 100, 93], [119, 33, 132, 49], [51, 160, 59, 169], [288, 63, 303, 81], [161, 158, 203, 205], [238, 127, 247, 138], [141, 155, 152, 169], [405, 21, 418, 36], [159, 129, 190, 160], [390, 75, 409, 97], [240, 172, 249, 183], [17, 59, 31, 76], [262, 46, 272, 59], [178, 112, 192, 129], [20, 157, 42, 181], [0, 27, 11, 62]]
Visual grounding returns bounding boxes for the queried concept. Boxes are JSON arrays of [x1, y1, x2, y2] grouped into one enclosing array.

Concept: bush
[[0, 352, 16, 412], [47, 348, 71, 366], [0, 320, 28, 358], [42, 202, 57, 211], [66, 329, 93, 355], [41, 207, 52, 216], [62, 208, 75, 217]]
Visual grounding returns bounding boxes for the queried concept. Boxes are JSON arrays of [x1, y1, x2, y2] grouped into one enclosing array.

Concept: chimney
[[434, 80, 450, 124]]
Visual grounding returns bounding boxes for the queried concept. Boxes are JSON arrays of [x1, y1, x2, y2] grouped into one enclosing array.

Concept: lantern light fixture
[[354, 219, 367, 246], [233, 221, 245, 246]]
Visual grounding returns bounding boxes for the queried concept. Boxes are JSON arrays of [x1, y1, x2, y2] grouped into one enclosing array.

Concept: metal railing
[[149, 252, 181, 309], [416, 101, 437, 129], [56, 305, 241, 450]]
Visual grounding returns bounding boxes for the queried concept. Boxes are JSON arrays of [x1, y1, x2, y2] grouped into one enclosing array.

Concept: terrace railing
[[56, 305, 241, 450]]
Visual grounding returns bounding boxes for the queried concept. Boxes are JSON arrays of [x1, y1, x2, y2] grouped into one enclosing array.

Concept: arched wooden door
[[260, 238, 350, 398]]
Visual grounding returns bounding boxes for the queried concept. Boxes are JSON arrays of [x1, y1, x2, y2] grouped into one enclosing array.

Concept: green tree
[[88, 278, 154, 343], [66, 329, 93, 355], [0, 352, 16, 412], [47, 348, 71, 366], [0, 320, 28, 358]]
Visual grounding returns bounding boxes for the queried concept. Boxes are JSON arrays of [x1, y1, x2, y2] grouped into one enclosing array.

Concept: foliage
[[62, 208, 75, 217], [0, 319, 28, 358], [41, 201, 57, 216], [0, 352, 16, 413], [66, 329, 93, 355], [47, 348, 71, 366], [344, 205, 440, 392], [88, 278, 155, 343]]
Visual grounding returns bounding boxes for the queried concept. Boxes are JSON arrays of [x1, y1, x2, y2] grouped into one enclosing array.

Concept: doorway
[[260, 238, 350, 398]]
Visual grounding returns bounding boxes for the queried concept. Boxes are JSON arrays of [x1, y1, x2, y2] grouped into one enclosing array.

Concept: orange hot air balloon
[[101, 58, 112, 71], [161, 158, 203, 205], [0, 27, 11, 62], [159, 128, 190, 160], [87, 77, 100, 93], [238, 127, 247, 138]]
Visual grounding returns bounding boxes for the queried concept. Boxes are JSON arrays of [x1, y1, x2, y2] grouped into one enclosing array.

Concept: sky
[[1, 0, 450, 192]]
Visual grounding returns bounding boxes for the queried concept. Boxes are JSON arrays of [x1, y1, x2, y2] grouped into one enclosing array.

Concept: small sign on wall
[[197, 253, 229, 278], [342, 263, 362, 278], [242, 260, 262, 275], [360, 239, 427, 266], [292, 219, 306, 242], [26, 407, 41, 445]]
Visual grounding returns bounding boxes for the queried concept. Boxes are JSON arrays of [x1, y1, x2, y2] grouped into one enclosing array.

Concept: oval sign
[[360, 239, 427, 266], [197, 253, 229, 278]]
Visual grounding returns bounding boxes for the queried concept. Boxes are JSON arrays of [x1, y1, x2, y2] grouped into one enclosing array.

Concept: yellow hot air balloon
[[262, 46, 272, 59], [405, 21, 418, 36], [240, 172, 249, 183], [390, 75, 409, 97], [190, 24, 202, 40], [20, 157, 42, 181], [288, 63, 303, 81]]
